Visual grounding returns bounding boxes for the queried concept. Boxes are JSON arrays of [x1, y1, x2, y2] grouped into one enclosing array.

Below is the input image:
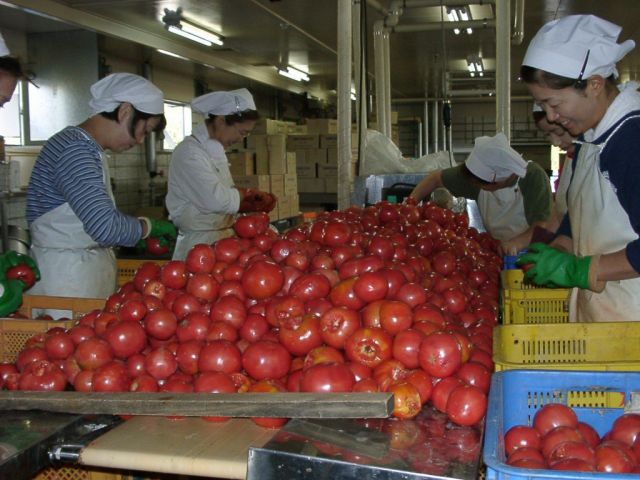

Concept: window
[[163, 101, 192, 150], [0, 82, 23, 145]]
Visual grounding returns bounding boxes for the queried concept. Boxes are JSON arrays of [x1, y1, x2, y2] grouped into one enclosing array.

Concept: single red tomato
[[44, 332, 74, 360], [300, 363, 355, 393], [241, 260, 284, 300], [92, 361, 131, 392], [145, 237, 169, 256], [392, 329, 425, 369], [144, 347, 177, 381], [6, 264, 36, 289], [210, 295, 247, 329], [288, 274, 332, 302], [242, 340, 291, 381], [418, 331, 463, 378], [353, 271, 389, 302], [104, 320, 147, 359], [248, 380, 288, 429], [198, 340, 242, 375], [548, 441, 595, 467], [344, 327, 393, 368], [186, 273, 219, 304], [319, 306, 361, 349], [505, 425, 542, 456], [541, 426, 585, 458], [185, 243, 216, 273], [445, 384, 487, 426], [533, 404, 579, 436], [234, 213, 269, 239], [431, 376, 463, 413], [595, 441, 636, 473], [176, 312, 210, 342], [303, 346, 345, 370], [160, 261, 188, 289], [507, 446, 545, 465], [388, 382, 422, 420], [379, 300, 413, 336], [611, 413, 640, 447], [18, 360, 66, 391], [74, 338, 114, 371]]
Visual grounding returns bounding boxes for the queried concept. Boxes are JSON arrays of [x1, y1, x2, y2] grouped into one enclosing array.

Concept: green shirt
[[440, 162, 551, 226]]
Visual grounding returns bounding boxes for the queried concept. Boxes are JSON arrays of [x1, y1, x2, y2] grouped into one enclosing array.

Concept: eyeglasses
[[233, 124, 251, 138]]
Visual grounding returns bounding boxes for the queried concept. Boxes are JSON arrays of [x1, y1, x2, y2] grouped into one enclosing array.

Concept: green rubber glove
[[0, 251, 41, 282], [516, 242, 591, 289], [149, 219, 177, 241], [0, 278, 24, 317]]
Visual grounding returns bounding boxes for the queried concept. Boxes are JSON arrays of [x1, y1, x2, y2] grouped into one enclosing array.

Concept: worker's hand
[[149, 219, 177, 242], [0, 278, 24, 317], [516, 243, 605, 292], [0, 251, 41, 281], [239, 188, 277, 213]]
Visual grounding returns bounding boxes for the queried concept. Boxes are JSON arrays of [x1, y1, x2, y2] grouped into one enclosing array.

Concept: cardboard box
[[305, 118, 338, 134], [307, 149, 327, 165], [320, 134, 337, 149], [228, 151, 255, 176], [253, 118, 289, 135], [284, 173, 298, 196], [286, 152, 297, 174], [298, 178, 325, 193], [318, 164, 338, 178], [267, 135, 287, 175], [287, 134, 319, 151], [289, 194, 300, 217], [269, 174, 285, 199], [324, 177, 338, 193], [277, 195, 291, 219], [233, 175, 270, 191], [287, 124, 308, 134], [326, 148, 337, 166], [296, 164, 317, 178]]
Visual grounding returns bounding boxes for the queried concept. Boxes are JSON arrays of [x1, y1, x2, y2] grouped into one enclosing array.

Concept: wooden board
[[80, 416, 277, 479], [0, 391, 394, 418]]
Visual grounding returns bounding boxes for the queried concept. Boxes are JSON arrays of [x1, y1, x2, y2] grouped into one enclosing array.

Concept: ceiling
[[1, 0, 639, 103]]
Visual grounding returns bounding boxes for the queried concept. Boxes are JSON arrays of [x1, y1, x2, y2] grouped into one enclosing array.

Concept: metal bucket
[[2, 225, 30, 255]]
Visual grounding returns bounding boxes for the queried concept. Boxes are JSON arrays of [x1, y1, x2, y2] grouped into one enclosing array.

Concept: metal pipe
[[405, 0, 494, 6], [392, 19, 495, 33], [495, 0, 511, 139], [392, 95, 534, 103], [512, 0, 525, 45], [365, 0, 389, 16], [353, 0, 368, 175], [337, 0, 352, 210], [432, 100, 439, 151], [423, 100, 429, 155], [449, 89, 495, 96], [417, 121, 423, 157], [373, 22, 387, 136], [383, 29, 392, 139]]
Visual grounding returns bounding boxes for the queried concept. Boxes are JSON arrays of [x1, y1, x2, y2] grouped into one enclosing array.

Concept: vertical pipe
[[417, 121, 423, 157], [353, 0, 368, 176], [337, 0, 352, 210], [496, 0, 511, 139], [423, 100, 429, 155], [440, 101, 446, 152], [431, 100, 439, 152], [373, 24, 386, 137], [382, 30, 392, 139]]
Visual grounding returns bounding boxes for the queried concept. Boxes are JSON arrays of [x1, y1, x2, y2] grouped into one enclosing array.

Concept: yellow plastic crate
[[33, 466, 130, 480], [116, 259, 168, 287], [493, 321, 640, 372], [500, 269, 570, 324]]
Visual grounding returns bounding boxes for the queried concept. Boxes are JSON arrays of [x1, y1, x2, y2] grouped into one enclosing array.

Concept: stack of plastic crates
[[484, 370, 640, 479]]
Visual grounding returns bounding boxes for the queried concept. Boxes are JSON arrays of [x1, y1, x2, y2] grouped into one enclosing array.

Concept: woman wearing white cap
[[410, 132, 552, 255], [26, 73, 176, 300], [166, 88, 276, 260], [517, 14, 640, 322]]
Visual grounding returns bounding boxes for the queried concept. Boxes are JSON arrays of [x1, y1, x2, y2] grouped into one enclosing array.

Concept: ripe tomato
[[405, 369, 432, 405], [160, 261, 188, 289], [432, 251, 456, 276], [300, 363, 355, 393], [541, 426, 585, 458], [505, 425, 542, 456], [344, 327, 393, 368], [303, 346, 345, 370], [289, 274, 332, 302], [353, 271, 389, 302], [104, 320, 147, 359], [278, 314, 323, 357], [319, 307, 361, 349], [388, 382, 422, 419], [533, 403, 579, 436], [445, 384, 487, 426], [248, 380, 288, 429], [577, 421, 601, 449], [242, 340, 291, 381], [6, 264, 37, 289], [186, 273, 219, 304], [234, 213, 269, 239], [92, 361, 131, 392], [595, 441, 636, 473], [611, 413, 640, 447], [44, 332, 74, 360], [379, 300, 413, 336], [74, 338, 114, 371], [548, 441, 596, 467], [455, 361, 491, 393], [392, 329, 425, 369], [241, 260, 284, 299], [185, 243, 216, 273], [198, 340, 242, 375], [431, 376, 463, 413], [418, 331, 463, 378], [18, 360, 67, 391], [145, 237, 169, 256], [144, 308, 178, 340], [144, 347, 177, 380], [214, 237, 243, 263], [210, 295, 246, 329], [176, 312, 210, 342]]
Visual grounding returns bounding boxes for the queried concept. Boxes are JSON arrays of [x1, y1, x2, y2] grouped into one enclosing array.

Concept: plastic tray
[[493, 322, 640, 372], [484, 370, 640, 480], [501, 270, 570, 324], [116, 258, 168, 287]]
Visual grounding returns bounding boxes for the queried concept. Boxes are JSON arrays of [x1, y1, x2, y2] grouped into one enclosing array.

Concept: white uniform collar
[[193, 122, 226, 161], [585, 82, 640, 142]]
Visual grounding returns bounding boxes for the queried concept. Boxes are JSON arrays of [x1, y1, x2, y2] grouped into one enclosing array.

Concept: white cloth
[[29, 148, 116, 304], [465, 133, 528, 182], [477, 175, 529, 242], [0, 33, 10, 57], [166, 122, 240, 260], [523, 15, 635, 80], [191, 88, 255, 116], [89, 73, 164, 115], [566, 88, 640, 322]]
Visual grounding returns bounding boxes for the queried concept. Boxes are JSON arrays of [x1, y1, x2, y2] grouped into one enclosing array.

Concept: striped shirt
[[26, 126, 142, 247]]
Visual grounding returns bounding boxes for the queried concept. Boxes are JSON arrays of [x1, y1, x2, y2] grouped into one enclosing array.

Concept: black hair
[[520, 65, 617, 91], [532, 110, 547, 123], [0, 56, 25, 79], [100, 104, 166, 137], [206, 109, 260, 126]]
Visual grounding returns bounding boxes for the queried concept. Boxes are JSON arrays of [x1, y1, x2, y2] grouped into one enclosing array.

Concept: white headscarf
[[0, 32, 10, 57], [465, 133, 528, 182], [89, 73, 164, 115], [522, 15, 635, 80], [191, 88, 256, 116]]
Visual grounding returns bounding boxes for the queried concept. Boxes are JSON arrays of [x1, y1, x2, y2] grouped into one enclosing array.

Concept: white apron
[[171, 133, 235, 261], [554, 156, 573, 219], [29, 153, 116, 301], [567, 113, 640, 323], [476, 174, 529, 242]]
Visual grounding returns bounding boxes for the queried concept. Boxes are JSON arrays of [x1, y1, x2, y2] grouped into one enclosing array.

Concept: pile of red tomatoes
[[0, 200, 500, 428], [505, 404, 640, 473]]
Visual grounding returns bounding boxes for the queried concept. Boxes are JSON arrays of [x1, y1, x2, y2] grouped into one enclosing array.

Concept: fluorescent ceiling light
[[163, 8, 224, 47], [167, 25, 212, 46], [278, 66, 310, 82], [157, 49, 189, 60], [180, 20, 224, 45]]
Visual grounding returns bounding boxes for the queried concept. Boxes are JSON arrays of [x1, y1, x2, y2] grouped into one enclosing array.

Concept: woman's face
[[210, 117, 256, 149], [0, 71, 18, 107], [536, 116, 576, 154], [527, 81, 601, 137]]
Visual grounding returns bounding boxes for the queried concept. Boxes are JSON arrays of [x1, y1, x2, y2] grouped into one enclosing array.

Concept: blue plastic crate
[[483, 370, 640, 480]]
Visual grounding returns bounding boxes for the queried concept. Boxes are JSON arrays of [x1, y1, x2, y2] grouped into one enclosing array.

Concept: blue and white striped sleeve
[[54, 144, 142, 247]]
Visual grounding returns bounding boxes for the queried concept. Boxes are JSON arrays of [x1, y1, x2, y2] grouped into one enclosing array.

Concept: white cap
[[465, 133, 528, 182], [0, 32, 10, 57], [522, 15, 635, 80], [89, 73, 164, 116], [191, 88, 256, 116]]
